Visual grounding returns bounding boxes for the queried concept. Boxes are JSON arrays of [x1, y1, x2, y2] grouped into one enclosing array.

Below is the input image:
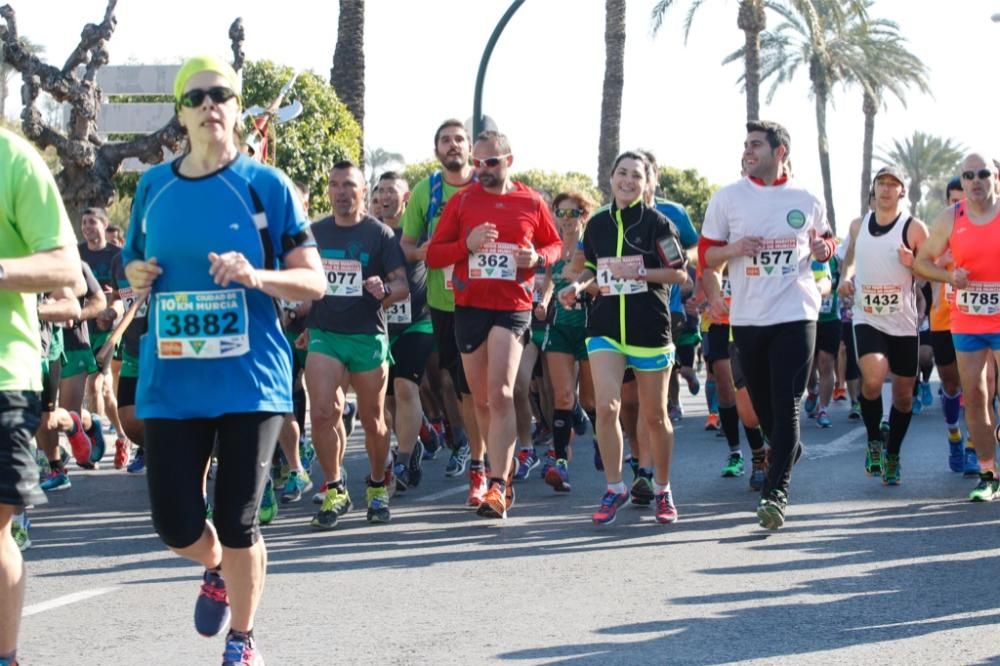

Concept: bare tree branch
[[229, 17, 245, 72]]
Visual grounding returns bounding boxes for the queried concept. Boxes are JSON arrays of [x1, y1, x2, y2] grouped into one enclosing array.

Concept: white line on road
[[419, 485, 467, 503], [22, 586, 119, 617], [806, 426, 866, 460]]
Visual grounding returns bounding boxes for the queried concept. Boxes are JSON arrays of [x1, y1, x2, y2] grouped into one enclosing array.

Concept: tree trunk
[[814, 83, 836, 233], [597, 0, 626, 201], [860, 90, 876, 218], [330, 0, 365, 157], [737, 1, 766, 123]]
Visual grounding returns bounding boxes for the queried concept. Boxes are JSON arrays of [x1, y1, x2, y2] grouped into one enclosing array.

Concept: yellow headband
[[174, 55, 242, 105]]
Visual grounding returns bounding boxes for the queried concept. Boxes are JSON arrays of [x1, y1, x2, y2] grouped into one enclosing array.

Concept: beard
[[478, 171, 500, 188], [438, 151, 466, 172]]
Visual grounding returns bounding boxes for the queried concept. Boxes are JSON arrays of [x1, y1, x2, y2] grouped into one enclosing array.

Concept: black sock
[[227, 628, 254, 640], [859, 394, 884, 442], [331, 479, 346, 493], [470, 459, 484, 472], [744, 425, 765, 453], [366, 476, 384, 488], [719, 404, 740, 452], [637, 467, 653, 480], [751, 447, 766, 463], [585, 409, 597, 430], [49, 458, 64, 473], [921, 364, 932, 383], [293, 388, 306, 433], [489, 477, 506, 493], [552, 408, 572, 460], [886, 405, 912, 456]]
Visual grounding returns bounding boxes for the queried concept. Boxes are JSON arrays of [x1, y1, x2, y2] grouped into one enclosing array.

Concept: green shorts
[[542, 324, 588, 361], [586, 336, 675, 372], [90, 329, 112, 353], [308, 328, 389, 374], [61, 347, 98, 378], [120, 350, 140, 379]]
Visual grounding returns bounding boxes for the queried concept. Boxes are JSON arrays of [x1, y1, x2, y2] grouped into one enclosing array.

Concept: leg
[[589, 351, 627, 484], [352, 363, 390, 482], [305, 352, 348, 484], [634, 366, 673, 486]]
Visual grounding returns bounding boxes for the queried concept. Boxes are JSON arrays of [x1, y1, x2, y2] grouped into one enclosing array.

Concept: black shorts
[[676, 343, 696, 369], [931, 330, 956, 367], [815, 319, 842, 356], [919, 328, 932, 347], [41, 359, 62, 413], [387, 330, 435, 396], [117, 375, 138, 409], [842, 320, 859, 381], [729, 342, 747, 390], [0, 390, 46, 507], [454, 306, 531, 355], [853, 323, 918, 377], [144, 413, 283, 549], [430, 307, 460, 375], [706, 324, 731, 363]]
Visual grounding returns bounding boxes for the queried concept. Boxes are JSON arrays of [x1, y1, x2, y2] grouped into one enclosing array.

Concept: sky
[[10, 0, 1000, 230]]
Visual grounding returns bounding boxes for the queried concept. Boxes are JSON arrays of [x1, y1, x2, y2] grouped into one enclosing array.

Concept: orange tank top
[[928, 278, 952, 332], [950, 201, 1000, 334]]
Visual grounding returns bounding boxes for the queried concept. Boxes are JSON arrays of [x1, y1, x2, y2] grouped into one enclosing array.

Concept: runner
[[305, 161, 409, 528], [426, 130, 562, 518], [701, 120, 834, 529], [121, 56, 325, 666], [809, 254, 842, 428], [108, 253, 148, 474], [0, 125, 82, 666], [838, 166, 927, 485], [915, 152, 1000, 501], [559, 150, 688, 525]]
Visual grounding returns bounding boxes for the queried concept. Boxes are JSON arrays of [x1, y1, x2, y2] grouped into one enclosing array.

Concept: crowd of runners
[[3, 56, 1000, 666]]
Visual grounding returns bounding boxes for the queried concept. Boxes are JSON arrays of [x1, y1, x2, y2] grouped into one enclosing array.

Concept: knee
[[213, 511, 257, 549], [597, 397, 621, 421], [487, 384, 514, 411], [152, 504, 205, 550]]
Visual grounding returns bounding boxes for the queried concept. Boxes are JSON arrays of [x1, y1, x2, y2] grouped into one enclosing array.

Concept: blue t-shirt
[[654, 198, 697, 315], [122, 155, 311, 419]]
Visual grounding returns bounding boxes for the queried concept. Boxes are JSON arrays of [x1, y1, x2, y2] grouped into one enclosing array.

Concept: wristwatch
[[637, 265, 648, 280]]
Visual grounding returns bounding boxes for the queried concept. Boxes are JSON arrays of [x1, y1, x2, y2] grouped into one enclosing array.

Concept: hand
[[96, 307, 117, 331], [708, 295, 729, 320], [729, 236, 763, 258], [466, 222, 498, 253], [809, 229, 830, 261], [415, 240, 429, 262], [952, 267, 970, 290], [558, 284, 579, 309], [838, 279, 855, 299], [364, 275, 387, 300], [684, 298, 699, 316], [208, 251, 261, 289], [125, 257, 162, 290], [533, 302, 548, 320], [515, 246, 538, 269], [897, 243, 915, 268], [295, 330, 309, 350]]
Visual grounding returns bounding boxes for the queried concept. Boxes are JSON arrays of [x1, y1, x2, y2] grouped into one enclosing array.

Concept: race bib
[[442, 265, 454, 291], [820, 296, 834, 314], [155, 289, 249, 360], [745, 238, 797, 278], [470, 242, 518, 281], [721, 277, 732, 299], [955, 282, 1000, 316], [386, 296, 412, 324], [596, 256, 647, 295], [860, 284, 902, 315], [533, 273, 546, 304], [118, 287, 148, 320], [322, 258, 363, 297]]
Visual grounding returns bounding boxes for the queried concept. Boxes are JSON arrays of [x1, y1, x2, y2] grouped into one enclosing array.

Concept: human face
[[328, 166, 367, 219], [80, 213, 107, 246], [947, 188, 965, 205], [555, 199, 585, 238], [106, 228, 124, 247], [960, 156, 997, 204], [436, 126, 470, 172], [178, 71, 240, 150], [473, 141, 511, 191], [610, 158, 646, 207], [378, 179, 407, 220], [742, 131, 781, 181], [873, 175, 904, 209]]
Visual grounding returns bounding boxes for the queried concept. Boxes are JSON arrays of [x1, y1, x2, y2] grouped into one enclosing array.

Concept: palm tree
[[597, 0, 626, 201], [330, 0, 365, 154], [365, 146, 404, 190], [878, 131, 964, 215], [651, 0, 768, 122]]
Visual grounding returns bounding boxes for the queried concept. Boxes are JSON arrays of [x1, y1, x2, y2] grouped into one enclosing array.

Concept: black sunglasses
[[555, 208, 584, 219], [961, 169, 994, 181], [179, 86, 237, 108]]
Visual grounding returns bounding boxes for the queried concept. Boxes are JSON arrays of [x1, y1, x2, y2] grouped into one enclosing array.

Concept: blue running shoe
[[513, 448, 539, 480], [222, 631, 264, 666], [964, 447, 981, 477], [87, 416, 107, 464], [419, 416, 443, 460], [912, 399, 923, 415], [948, 432, 964, 473], [299, 438, 315, 472], [592, 489, 629, 525], [571, 403, 589, 436], [194, 569, 230, 637], [816, 409, 832, 428], [126, 447, 146, 474], [41, 470, 71, 491], [803, 393, 818, 418], [545, 459, 571, 492], [445, 442, 470, 478], [539, 449, 556, 478], [920, 381, 933, 407]]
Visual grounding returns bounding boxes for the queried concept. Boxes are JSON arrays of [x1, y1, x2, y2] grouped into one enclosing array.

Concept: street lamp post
[[472, 0, 527, 137]]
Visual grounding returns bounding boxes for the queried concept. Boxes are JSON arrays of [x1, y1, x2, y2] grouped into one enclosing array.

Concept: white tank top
[[851, 211, 918, 336]]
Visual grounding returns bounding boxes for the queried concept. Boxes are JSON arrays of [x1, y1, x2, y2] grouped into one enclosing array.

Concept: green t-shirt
[[400, 172, 469, 312], [0, 128, 76, 391], [550, 258, 587, 328], [813, 255, 841, 323]]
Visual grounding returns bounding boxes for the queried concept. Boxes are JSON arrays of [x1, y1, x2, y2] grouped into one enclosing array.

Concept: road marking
[[22, 587, 119, 617], [419, 485, 467, 503], [806, 426, 866, 460]]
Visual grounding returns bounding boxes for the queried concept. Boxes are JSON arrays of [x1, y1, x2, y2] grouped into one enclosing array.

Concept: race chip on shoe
[[745, 237, 797, 278], [156, 290, 249, 359], [596, 256, 647, 295]]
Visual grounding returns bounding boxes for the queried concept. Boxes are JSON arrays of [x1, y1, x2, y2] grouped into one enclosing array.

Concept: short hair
[[378, 170, 409, 190], [746, 120, 791, 157], [611, 150, 648, 174], [475, 130, 511, 155], [82, 207, 109, 223], [945, 176, 962, 202], [434, 118, 468, 147], [106, 224, 122, 235], [553, 191, 598, 218], [332, 159, 359, 172]]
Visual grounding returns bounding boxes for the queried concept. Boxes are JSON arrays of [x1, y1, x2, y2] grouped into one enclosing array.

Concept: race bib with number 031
[[155, 289, 249, 359], [956, 282, 1000, 316], [470, 242, 518, 281], [386, 296, 412, 324], [596, 256, 648, 295], [745, 237, 797, 278], [118, 287, 148, 320], [322, 258, 363, 297], [860, 284, 902, 315]]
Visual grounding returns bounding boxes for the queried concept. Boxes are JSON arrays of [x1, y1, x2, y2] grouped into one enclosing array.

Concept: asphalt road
[[17, 377, 1000, 665]]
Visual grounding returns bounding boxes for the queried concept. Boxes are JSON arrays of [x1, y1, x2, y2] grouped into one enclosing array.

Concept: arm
[[1, 245, 84, 293], [38, 286, 81, 323], [899, 218, 930, 269], [400, 234, 425, 263], [425, 195, 469, 269], [837, 218, 862, 297], [913, 208, 956, 285], [379, 267, 410, 307]]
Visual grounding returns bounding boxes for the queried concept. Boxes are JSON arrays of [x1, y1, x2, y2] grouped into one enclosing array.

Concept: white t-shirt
[[702, 177, 830, 326], [851, 211, 918, 337]]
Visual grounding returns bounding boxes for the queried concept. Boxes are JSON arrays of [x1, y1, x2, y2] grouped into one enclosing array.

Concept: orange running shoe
[[704, 413, 720, 431], [114, 438, 130, 470], [832, 387, 848, 402], [476, 482, 507, 519], [467, 468, 488, 507]]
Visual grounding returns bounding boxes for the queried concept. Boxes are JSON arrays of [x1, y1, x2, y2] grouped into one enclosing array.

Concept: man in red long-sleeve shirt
[[426, 131, 562, 518]]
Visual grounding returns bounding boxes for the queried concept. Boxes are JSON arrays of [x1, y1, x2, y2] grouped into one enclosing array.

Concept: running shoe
[[407, 441, 425, 488], [40, 470, 71, 491], [545, 459, 571, 492], [882, 453, 901, 486], [832, 387, 848, 402], [311, 486, 352, 529], [312, 481, 330, 504], [704, 413, 720, 431], [864, 441, 884, 477], [749, 454, 767, 492], [272, 463, 290, 492], [654, 491, 679, 524], [912, 398, 923, 415], [969, 471, 1000, 502], [366, 484, 391, 523], [919, 381, 934, 407], [593, 439, 604, 471], [803, 393, 818, 418], [540, 448, 556, 478], [280, 470, 313, 503], [592, 489, 629, 525], [419, 416, 442, 460], [948, 431, 964, 473], [66, 411, 92, 466], [194, 569, 231, 637], [849, 401, 861, 420], [964, 447, 981, 477], [757, 489, 788, 530], [87, 416, 106, 464], [505, 466, 516, 509], [113, 437, 129, 470], [816, 409, 832, 428], [685, 373, 701, 396], [531, 422, 553, 447], [721, 452, 745, 477], [342, 400, 357, 438], [476, 482, 507, 519], [513, 448, 540, 480], [394, 462, 411, 494], [668, 403, 684, 423], [630, 474, 654, 506], [880, 420, 890, 437], [258, 479, 277, 525], [467, 468, 488, 507], [572, 403, 590, 436], [125, 446, 146, 474], [222, 631, 264, 666], [445, 443, 470, 478], [11, 512, 30, 551], [299, 438, 316, 472]]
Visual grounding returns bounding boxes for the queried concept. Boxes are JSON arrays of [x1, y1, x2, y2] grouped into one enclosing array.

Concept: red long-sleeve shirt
[[426, 182, 562, 311]]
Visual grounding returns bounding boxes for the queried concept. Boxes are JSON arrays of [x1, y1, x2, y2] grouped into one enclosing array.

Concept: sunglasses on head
[[962, 169, 994, 181], [179, 86, 237, 108], [555, 208, 584, 219], [472, 154, 509, 168]]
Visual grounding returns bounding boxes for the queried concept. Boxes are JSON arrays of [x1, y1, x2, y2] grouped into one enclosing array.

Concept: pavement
[[17, 377, 1000, 665]]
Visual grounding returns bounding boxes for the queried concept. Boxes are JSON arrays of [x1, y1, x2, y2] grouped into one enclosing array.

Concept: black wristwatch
[[381, 282, 392, 301], [535, 255, 545, 269]]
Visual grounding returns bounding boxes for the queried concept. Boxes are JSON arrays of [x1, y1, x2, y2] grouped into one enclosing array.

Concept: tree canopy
[[657, 166, 717, 230]]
